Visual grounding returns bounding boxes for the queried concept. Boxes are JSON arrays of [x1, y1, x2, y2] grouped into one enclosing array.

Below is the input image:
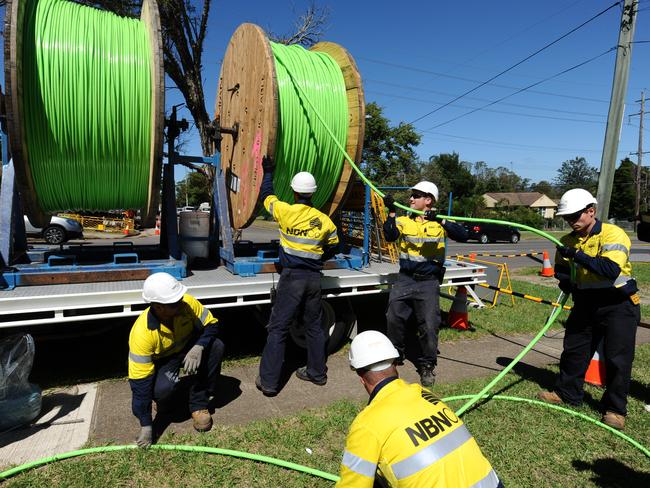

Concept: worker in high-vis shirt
[[255, 156, 339, 396], [538, 188, 640, 430], [337, 330, 502, 488], [128, 272, 225, 447], [382, 182, 467, 388]]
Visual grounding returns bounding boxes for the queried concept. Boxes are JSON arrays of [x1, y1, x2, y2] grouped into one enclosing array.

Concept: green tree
[[176, 171, 210, 207], [554, 156, 598, 194], [362, 102, 422, 188], [610, 158, 637, 220], [529, 180, 557, 199], [423, 152, 474, 200]]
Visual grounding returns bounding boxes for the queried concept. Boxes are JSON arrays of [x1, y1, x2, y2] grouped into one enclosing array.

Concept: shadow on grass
[[495, 357, 603, 411], [572, 458, 650, 487]]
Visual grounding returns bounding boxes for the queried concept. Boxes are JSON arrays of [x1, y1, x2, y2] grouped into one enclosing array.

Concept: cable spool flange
[[3, 0, 164, 227], [214, 23, 365, 229]]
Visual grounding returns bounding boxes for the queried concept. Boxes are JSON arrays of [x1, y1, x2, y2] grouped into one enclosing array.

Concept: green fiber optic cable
[[271, 42, 348, 207], [22, 0, 151, 212], [0, 444, 340, 481]]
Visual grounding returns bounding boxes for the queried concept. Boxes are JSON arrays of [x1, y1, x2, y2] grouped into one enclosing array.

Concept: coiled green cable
[[22, 0, 152, 212], [270, 42, 348, 207]]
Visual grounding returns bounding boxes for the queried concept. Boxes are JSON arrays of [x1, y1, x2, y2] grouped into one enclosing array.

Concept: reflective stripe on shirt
[[399, 252, 439, 263], [283, 246, 322, 259], [402, 236, 444, 244], [601, 243, 629, 255], [129, 351, 152, 364], [200, 308, 209, 323], [470, 469, 501, 488], [342, 450, 377, 478], [391, 425, 473, 480]]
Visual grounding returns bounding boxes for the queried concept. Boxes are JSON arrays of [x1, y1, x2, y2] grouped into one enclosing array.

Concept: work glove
[[383, 194, 396, 213], [136, 425, 153, 448], [262, 155, 275, 173], [556, 245, 577, 259], [183, 344, 204, 375], [424, 210, 443, 223]]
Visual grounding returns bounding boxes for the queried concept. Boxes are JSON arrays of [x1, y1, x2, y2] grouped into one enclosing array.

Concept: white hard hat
[[290, 172, 317, 194], [349, 330, 399, 371], [411, 181, 439, 203], [556, 188, 598, 216], [142, 272, 187, 304]]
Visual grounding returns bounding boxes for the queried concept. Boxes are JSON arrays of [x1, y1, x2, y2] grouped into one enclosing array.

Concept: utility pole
[[596, 0, 638, 221], [629, 91, 645, 230]]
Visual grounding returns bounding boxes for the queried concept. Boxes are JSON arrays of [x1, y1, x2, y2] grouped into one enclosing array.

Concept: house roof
[[483, 192, 557, 207]]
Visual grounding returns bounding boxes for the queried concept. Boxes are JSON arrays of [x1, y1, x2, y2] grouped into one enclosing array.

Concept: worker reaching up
[[337, 330, 502, 487], [382, 182, 467, 388], [128, 272, 225, 447], [537, 188, 640, 430], [255, 156, 339, 397]]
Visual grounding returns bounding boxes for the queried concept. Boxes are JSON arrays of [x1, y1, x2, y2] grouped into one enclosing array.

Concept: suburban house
[[482, 192, 557, 219]]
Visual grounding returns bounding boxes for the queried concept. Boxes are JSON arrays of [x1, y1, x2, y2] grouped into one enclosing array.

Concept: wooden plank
[[140, 0, 165, 228], [214, 23, 278, 229], [310, 42, 366, 217], [18, 269, 154, 286]]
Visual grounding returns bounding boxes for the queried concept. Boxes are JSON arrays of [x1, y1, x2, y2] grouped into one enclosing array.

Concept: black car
[[463, 222, 520, 244]]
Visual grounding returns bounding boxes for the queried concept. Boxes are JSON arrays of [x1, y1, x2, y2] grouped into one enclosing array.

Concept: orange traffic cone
[[448, 287, 470, 330], [585, 339, 606, 387], [123, 224, 130, 236], [154, 219, 161, 236], [539, 250, 554, 277], [469, 252, 477, 262]]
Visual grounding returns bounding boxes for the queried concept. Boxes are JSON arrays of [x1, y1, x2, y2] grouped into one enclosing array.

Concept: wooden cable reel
[[214, 23, 365, 229], [3, 0, 164, 227]]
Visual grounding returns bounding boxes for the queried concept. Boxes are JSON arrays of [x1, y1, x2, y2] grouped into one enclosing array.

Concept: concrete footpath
[[2, 327, 650, 469]]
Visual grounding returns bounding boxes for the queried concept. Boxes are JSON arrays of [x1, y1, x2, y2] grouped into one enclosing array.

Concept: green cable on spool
[[21, 0, 152, 212], [270, 42, 348, 208]]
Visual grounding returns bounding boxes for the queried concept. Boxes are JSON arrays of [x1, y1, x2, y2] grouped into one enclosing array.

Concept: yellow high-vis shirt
[[395, 216, 446, 264], [337, 379, 499, 488], [128, 294, 217, 380], [264, 195, 338, 260]]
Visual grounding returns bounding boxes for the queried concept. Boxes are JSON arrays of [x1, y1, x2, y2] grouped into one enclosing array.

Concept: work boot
[[602, 411, 625, 430], [295, 367, 327, 386], [255, 376, 278, 397], [537, 391, 563, 405], [418, 365, 436, 389], [191, 409, 213, 432]]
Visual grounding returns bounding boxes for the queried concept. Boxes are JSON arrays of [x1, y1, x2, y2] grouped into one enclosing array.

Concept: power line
[[365, 79, 606, 118], [366, 89, 607, 125], [358, 57, 611, 104], [426, 48, 616, 130], [420, 130, 632, 154], [409, 1, 622, 125]]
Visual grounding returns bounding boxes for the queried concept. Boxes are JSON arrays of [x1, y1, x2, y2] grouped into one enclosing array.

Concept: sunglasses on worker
[[410, 191, 428, 200], [562, 205, 592, 222]]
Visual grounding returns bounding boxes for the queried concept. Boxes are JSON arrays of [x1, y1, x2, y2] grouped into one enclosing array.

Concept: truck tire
[[289, 298, 357, 354]]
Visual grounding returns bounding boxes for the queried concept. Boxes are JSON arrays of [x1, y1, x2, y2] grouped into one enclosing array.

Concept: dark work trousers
[[153, 337, 225, 413], [555, 294, 639, 415], [386, 273, 441, 369], [259, 268, 327, 390]]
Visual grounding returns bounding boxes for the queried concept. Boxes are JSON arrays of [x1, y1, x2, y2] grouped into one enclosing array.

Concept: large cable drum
[[4, 0, 164, 227], [215, 23, 365, 229]]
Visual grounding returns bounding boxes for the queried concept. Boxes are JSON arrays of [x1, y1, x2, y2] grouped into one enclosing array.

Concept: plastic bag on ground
[[0, 334, 42, 431]]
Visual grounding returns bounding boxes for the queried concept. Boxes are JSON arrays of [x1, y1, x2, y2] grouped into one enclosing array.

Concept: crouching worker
[[337, 330, 502, 488], [128, 272, 225, 447]]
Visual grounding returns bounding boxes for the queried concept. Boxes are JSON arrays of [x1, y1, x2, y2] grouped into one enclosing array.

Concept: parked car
[[24, 215, 84, 245], [463, 222, 520, 244]]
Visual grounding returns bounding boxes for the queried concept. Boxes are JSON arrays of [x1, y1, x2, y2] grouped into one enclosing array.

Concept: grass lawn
[[6, 345, 649, 487]]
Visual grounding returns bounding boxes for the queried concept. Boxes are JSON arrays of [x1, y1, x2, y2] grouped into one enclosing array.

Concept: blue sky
[[2, 1, 647, 186], [173, 0, 650, 185]]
